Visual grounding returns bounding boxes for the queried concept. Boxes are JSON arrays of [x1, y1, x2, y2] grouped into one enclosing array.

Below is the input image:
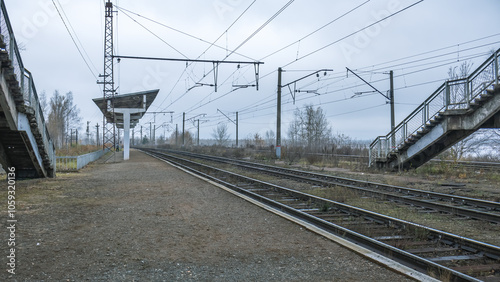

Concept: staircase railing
[[0, 0, 56, 174], [369, 48, 500, 167]]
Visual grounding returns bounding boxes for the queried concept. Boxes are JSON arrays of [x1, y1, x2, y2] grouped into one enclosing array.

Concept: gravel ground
[[1, 150, 414, 281]]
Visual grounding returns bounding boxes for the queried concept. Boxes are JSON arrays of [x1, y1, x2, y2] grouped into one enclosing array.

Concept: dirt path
[[1, 150, 412, 281]]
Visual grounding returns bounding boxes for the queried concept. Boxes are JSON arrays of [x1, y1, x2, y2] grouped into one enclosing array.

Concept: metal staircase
[[370, 49, 500, 169], [0, 1, 55, 177]]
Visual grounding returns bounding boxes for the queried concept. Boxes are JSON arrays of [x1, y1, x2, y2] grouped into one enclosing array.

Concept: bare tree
[[445, 132, 484, 161], [288, 104, 332, 150], [39, 91, 48, 118], [287, 109, 302, 147], [264, 130, 275, 146], [46, 91, 82, 148], [253, 133, 264, 147], [212, 123, 230, 146]]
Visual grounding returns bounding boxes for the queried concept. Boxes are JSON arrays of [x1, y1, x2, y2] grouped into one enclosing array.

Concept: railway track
[[429, 160, 500, 172], [150, 149, 500, 225], [141, 149, 500, 281]]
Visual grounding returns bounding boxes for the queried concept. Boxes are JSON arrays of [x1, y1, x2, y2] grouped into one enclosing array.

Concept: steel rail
[[142, 149, 500, 282], [152, 149, 500, 224]]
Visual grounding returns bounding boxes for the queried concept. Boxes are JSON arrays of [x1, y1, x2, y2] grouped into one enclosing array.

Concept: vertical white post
[[123, 111, 130, 160]]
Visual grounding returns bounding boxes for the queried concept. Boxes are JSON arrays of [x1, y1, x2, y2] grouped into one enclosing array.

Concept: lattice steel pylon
[[100, 0, 115, 153]]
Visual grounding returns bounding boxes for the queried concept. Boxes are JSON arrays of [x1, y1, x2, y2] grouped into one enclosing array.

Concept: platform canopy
[[92, 89, 159, 128]]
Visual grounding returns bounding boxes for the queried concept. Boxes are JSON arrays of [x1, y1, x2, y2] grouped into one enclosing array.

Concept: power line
[[52, 0, 99, 80], [283, 0, 424, 69], [117, 7, 188, 59], [226, 0, 295, 59], [115, 3, 258, 61], [232, 50, 494, 122], [140, 0, 259, 121], [252, 0, 425, 85], [357, 33, 500, 71], [261, 0, 371, 60], [179, 0, 296, 112], [119, 1, 498, 138]]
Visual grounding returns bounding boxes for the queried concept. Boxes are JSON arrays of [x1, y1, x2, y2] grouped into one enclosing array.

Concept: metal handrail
[[370, 48, 500, 166], [0, 1, 56, 174]]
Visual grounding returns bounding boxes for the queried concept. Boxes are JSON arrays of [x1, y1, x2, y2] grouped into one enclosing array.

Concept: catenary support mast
[[99, 0, 116, 152]]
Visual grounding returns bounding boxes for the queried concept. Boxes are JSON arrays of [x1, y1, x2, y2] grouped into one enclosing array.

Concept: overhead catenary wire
[[133, 0, 260, 123], [52, 0, 99, 80], [142, 0, 426, 128], [246, 0, 426, 86], [237, 34, 500, 114], [180, 0, 296, 112], [52, 0, 104, 123], [226, 0, 295, 59], [260, 0, 371, 61], [230, 49, 495, 124], [112, 1, 499, 140], [146, 0, 297, 124], [117, 8, 188, 59], [219, 42, 498, 129], [114, 3, 257, 61]]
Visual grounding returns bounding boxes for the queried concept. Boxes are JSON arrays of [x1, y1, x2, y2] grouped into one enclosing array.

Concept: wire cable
[[226, 0, 295, 59], [139, 0, 260, 120], [261, 0, 371, 60], [52, 0, 99, 80]]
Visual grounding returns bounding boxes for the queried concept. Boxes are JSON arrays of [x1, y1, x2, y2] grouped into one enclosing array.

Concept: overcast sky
[[4, 0, 500, 143]]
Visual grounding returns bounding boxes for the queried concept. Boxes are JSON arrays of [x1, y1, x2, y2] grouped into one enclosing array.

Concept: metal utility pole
[[197, 119, 200, 146], [76, 129, 78, 146], [153, 124, 156, 145], [389, 70, 395, 148], [96, 123, 100, 146], [276, 68, 333, 158], [98, 0, 116, 152], [389, 70, 395, 131], [140, 126, 143, 145], [149, 122, 153, 144], [188, 117, 208, 146], [182, 112, 185, 146], [86, 121, 90, 145], [143, 111, 174, 145], [346, 67, 395, 135], [236, 112, 238, 147], [163, 123, 166, 142], [175, 124, 178, 146], [276, 67, 282, 158]]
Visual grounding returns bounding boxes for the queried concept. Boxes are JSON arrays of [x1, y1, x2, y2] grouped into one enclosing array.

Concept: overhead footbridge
[[0, 2, 55, 178], [370, 49, 500, 170]]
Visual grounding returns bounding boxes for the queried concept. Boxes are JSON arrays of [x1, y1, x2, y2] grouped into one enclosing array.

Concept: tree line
[[40, 90, 82, 149]]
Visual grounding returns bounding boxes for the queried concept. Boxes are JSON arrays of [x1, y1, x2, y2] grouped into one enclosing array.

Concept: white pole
[[123, 111, 131, 160]]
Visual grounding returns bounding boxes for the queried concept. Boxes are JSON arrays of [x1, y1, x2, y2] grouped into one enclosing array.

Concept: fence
[[370, 49, 500, 166], [56, 150, 106, 171]]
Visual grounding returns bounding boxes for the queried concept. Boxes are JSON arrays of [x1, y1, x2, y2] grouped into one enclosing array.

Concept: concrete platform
[[5, 150, 415, 281]]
